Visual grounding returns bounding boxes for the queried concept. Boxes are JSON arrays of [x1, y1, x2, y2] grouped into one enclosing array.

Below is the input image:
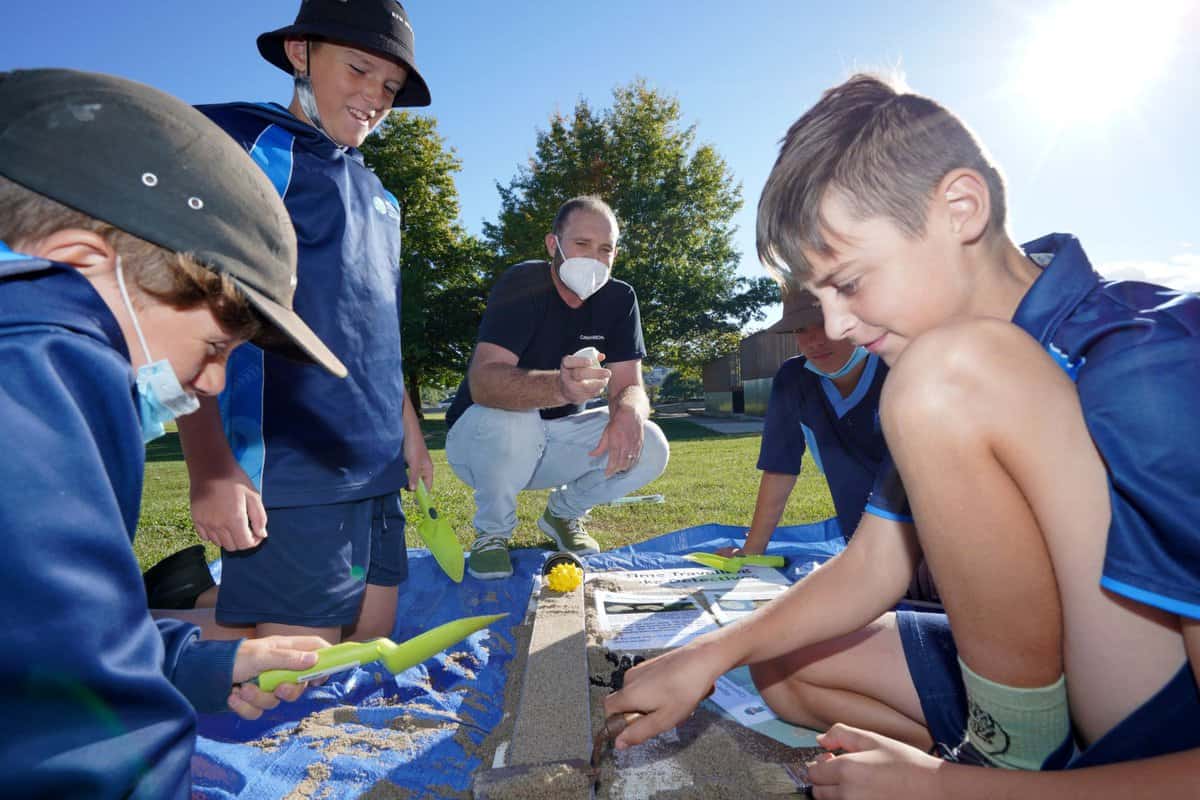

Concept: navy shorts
[[897, 610, 1200, 767], [216, 492, 408, 628]]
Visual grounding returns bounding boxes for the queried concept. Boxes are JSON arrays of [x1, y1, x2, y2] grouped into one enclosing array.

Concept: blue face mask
[[115, 259, 200, 443], [804, 345, 869, 380]]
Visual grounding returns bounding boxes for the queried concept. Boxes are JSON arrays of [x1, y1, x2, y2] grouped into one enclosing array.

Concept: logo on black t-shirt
[[579, 334, 605, 342]]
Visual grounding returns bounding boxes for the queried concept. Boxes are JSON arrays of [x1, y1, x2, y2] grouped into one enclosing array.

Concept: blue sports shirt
[[758, 354, 890, 539], [0, 246, 240, 798], [198, 103, 409, 507], [1016, 233, 1200, 620]]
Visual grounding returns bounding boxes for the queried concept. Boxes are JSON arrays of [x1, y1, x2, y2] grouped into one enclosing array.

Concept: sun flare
[[1013, 0, 1190, 124]]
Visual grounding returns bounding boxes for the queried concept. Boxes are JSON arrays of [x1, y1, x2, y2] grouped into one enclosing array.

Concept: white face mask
[[114, 259, 201, 443], [555, 236, 611, 301]]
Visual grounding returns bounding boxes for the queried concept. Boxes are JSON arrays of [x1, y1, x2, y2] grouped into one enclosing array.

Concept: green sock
[[958, 657, 1070, 770]]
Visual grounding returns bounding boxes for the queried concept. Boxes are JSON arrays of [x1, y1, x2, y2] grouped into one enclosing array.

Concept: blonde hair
[[757, 73, 1007, 284], [0, 176, 259, 340]]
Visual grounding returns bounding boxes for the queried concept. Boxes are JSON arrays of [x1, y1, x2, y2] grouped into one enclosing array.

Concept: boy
[[152, 0, 435, 643], [718, 289, 940, 603], [719, 288, 887, 552], [606, 74, 1199, 797], [0, 69, 341, 798]]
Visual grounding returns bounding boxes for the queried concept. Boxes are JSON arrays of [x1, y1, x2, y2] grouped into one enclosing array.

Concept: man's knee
[[446, 405, 544, 487], [636, 420, 670, 480]]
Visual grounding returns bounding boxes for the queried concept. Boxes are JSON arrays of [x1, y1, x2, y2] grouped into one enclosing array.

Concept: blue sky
[[6, 0, 1199, 325]]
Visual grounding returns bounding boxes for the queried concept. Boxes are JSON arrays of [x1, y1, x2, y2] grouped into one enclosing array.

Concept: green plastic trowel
[[414, 479, 465, 583], [257, 612, 507, 692]]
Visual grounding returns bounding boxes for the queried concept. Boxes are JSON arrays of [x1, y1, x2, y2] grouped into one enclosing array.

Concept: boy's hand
[[403, 431, 434, 492], [602, 640, 727, 749], [558, 352, 610, 405], [190, 465, 267, 551], [807, 724, 943, 800], [228, 635, 329, 720], [714, 546, 745, 558]]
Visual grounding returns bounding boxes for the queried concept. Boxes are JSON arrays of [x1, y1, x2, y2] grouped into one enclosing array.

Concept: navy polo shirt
[[198, 102, 409, 507], [1016, 234, 1200, 619], [758, 354, 891, 539], [0, 245, 239, 798], [446, 260, 645, 428]]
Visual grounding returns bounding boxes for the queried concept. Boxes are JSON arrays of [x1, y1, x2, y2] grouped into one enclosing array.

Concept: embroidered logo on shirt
[[373, 195, 402, 222]]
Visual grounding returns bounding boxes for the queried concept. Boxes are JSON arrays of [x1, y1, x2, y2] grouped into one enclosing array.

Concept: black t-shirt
[[446, 260, 645, 428]]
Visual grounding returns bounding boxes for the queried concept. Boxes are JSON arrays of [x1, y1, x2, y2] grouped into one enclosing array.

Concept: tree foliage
[[484, 80, 777, 368], [361, 112, 494, 409]]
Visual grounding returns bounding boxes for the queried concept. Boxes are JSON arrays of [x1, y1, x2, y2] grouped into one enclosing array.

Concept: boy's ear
[[544, 232, 558, 260], [283, 38, 309, 75], [941, 169, 990, 244], [30, 229, 118, 276]]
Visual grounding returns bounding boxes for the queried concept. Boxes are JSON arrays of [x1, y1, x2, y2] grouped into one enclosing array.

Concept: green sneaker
[[468, 534, 513, 580], [537, 509, 600, 555]]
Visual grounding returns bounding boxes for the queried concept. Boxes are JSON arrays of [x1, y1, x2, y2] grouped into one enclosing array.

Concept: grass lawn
[[133, 412, 836, 570]]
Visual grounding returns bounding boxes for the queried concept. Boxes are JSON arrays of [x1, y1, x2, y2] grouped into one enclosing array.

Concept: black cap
[[258, 0, 431, 107], [0, 68, 347, 377]]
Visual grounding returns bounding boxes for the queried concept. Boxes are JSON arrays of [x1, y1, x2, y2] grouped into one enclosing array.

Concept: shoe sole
[[467, 563, 513, 580], [537, 516, 600, 556]]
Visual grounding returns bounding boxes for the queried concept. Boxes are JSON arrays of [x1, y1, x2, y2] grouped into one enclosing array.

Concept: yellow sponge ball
[[546, 562, 584, 592]]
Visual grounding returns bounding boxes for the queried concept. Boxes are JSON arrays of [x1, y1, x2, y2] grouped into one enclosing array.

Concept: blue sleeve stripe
[[217, 345, 266, 492], [1100, 576, 1200, 620], [864, 503, 914, 523], [800, 423, 824, 474], [248, 124, 295, 199]]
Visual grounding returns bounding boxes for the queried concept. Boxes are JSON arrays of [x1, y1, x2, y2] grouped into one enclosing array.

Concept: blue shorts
[[897, 610, 1200, 768], [216, 492, 408, 628]]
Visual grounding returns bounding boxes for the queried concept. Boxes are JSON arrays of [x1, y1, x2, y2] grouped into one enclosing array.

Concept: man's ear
[[940, 169, 990, 244], [29, 229, 117, 276], [544, 232, 558, 261], [283, 38, 309, 75]]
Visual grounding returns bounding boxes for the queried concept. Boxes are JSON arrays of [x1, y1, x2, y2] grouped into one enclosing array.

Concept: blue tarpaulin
[[192, 520, 846, 799]]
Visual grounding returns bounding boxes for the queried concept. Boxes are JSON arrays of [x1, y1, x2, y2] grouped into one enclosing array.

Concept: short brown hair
[[552, 195, 620, 240], [757, 73, 1007, 284], [0, 176, 259, 340]]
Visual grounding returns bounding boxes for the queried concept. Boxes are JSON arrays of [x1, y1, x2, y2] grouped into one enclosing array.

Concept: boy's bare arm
[[177, 397, 267, 551], [605, 513, 919, 747], [400, 390, 433, 491], [467, 341, 609, 410], [734, 471, 799, 555]]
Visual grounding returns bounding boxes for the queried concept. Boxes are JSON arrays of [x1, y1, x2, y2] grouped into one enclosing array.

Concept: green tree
[[484, 80, 778, 369], [658, 368, 704, 402], [361, 112, 494, 413]]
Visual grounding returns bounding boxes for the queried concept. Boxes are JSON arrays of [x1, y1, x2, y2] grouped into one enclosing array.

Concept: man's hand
[[228, 635, 329, 720], [557, 351, 610, 405], [807, 723, 944, 800], [590, 405, 645, 477], [602, 639, 728, 749], [190, 464, 268, 552]]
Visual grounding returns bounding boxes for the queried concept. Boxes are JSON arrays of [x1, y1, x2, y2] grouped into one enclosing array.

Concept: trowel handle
[[414, 478, 436, 516], [256, 639, 382, 692]]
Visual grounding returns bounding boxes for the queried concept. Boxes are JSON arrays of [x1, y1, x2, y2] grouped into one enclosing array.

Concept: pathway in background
[[653, 400, 765, 435]]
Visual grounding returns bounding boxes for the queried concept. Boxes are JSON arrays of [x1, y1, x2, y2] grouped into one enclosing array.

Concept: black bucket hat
[[258, 0, 431, 107], [0, 68, 347, 377]]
